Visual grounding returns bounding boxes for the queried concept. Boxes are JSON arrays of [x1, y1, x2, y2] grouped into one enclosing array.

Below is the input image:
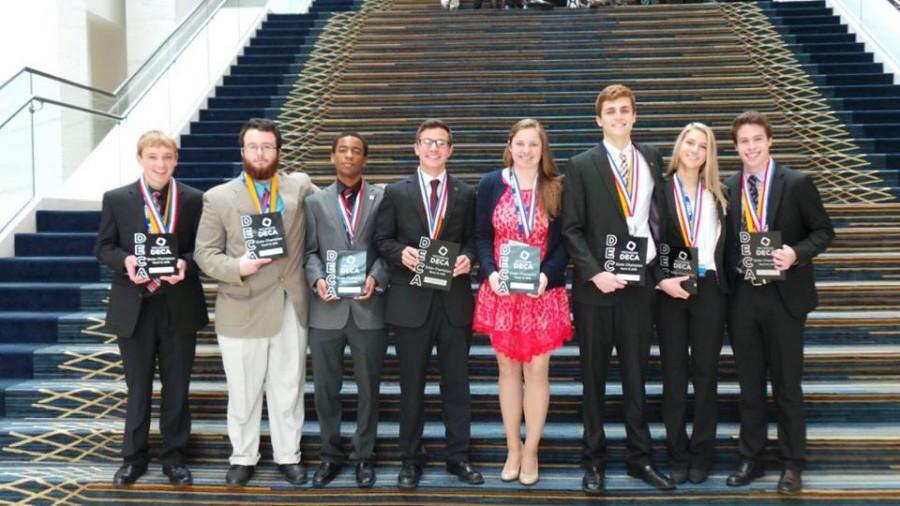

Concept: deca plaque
[[499, 243, 541, 295], [133, 233, 178, 278], [739, 231, 785, 283], [241, 212, 286, 259], [659, 243, 698, 295], [325, 250, 367, 296], [602, 234, 647, 286], [410, 237, 460, 292]]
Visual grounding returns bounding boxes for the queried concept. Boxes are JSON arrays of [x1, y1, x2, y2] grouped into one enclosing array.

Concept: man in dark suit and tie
[[723, 111, 833, 495], [374, 119, 483, 489], [94, 130, 208, 487], [561, 84, 675, 494], [303, 133, 388, 488]]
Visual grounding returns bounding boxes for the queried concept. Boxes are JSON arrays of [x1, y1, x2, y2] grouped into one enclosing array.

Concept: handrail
[[0, 67, 114, 97]]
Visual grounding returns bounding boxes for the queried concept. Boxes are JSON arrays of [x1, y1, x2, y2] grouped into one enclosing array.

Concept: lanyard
[[242, 172, 279, 214], [418, 170, 449, 239], [606, 145, 640, 218], [337, 181, 365, 240], [672, 173, 703, 247], [741, 158, 773, 232], [140, 176, 178, 234], [508, 168, 538, 239]]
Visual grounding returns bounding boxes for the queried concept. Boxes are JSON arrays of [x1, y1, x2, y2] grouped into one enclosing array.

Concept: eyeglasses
[[417, 138, 450, 149], [242, 144, 278, 154]]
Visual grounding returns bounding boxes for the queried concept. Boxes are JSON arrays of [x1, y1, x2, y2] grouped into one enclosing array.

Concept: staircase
[[2, 0, 900, 503]]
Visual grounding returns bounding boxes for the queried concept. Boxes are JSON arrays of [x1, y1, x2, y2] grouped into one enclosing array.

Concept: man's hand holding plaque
[[241, 212, 286, 260], [601, 233, 647, 287], [132, 232, 179, 279], [739, 231, 786, 284], [324, 250, 368, 297]]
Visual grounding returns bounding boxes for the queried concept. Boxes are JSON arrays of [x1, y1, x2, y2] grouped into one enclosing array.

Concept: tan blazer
[[195, 171, 316, 338]]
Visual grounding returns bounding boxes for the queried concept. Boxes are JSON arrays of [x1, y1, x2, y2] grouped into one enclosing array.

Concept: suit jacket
[[659, 174, 729, 293], [724, 162, 834, 318], [194, 171, 316, 337], [561, 141, 666, 305], [94, 180, 209, 338], [373, 173, 476, 328], [474, 169, 568, 289], [303, 181, 388, 330]]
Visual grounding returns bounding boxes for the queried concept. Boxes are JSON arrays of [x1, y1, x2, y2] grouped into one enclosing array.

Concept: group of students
[[94, 83, 833, 496]]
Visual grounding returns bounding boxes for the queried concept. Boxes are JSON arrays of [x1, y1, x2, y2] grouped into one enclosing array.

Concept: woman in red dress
[[473, 119, 572, 486]]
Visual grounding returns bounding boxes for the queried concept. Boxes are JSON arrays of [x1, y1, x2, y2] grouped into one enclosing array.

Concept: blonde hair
[[666, 122, 727, 212], [137, 130, 178, 156], [502, 118, 563, 218]]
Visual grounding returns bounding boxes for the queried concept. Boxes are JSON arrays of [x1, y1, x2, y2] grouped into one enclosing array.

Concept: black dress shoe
[[670, 468, 688, 484], [356, 461, 376, 488], [726, 462, 764, 487], [688, 468, 709, 484], [777, 469, 802, 495], [446, 461, 484, 485], [312, 461, 342, 488], [112, 463, 147, 487], [397, 461, 423, 489], [581, 465, 605, 495], [225, 465, 254, 487], [162, 464, 193, 487], [627, 464, 677, 491], [278, 463, 308, 485]]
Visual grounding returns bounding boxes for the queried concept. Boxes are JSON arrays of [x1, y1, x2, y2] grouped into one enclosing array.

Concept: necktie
[[147, 190, 163, 294], [620, 151, 632, 193], [262, 186, 271, 212], [748, 175, 759, 210], [429, 179, 440, 215]]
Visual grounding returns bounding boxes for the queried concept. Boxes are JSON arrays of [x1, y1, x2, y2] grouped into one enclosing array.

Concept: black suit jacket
[[561, 142, 666, 305], [94, 180, 209, 338], [724, 163, 834, 318], [374, 173, 476, 328], [659, 175, 729, 293]]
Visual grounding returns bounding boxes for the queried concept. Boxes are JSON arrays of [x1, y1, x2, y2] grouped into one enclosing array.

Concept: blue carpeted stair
[[2, 0, 900, 503]]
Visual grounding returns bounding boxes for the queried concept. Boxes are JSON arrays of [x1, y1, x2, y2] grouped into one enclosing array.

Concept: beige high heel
[[500, 455, 520, 482], [519, 453, 539, 486]]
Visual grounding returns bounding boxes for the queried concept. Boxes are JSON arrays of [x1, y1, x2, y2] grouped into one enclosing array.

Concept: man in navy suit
[[723, 111, 833, 495], [94, 130, 208, 488], [374, 119, 483, 489]]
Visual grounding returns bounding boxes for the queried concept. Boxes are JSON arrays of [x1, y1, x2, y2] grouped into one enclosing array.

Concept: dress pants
[[656, 273, 726, 472], [728, 281, 807, 471], [575, 283, 655, 470], [117, 294, 197, 466], [393, 295, 472, 465], [217, 296, 307, 466], [309, 318, 386, 464]]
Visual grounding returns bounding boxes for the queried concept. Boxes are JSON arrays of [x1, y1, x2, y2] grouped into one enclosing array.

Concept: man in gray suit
[[304, 132, 388, 488]]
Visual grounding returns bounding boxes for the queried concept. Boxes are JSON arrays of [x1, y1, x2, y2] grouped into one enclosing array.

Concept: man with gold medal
[[195, 118, 317, 487]]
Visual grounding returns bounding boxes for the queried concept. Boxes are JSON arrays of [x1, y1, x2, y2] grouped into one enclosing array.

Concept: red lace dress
[[473, 186, 573, 362]]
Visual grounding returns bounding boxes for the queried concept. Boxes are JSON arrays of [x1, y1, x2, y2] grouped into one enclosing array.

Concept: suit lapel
[[766, 161, 785, 229], [353, 181, 378, 245], [406, 176, 429, 234], [591, 144, 628, 225], [727, 174, 742, 233], [663, 178, 684, 246], [442, 175, 461, 238]]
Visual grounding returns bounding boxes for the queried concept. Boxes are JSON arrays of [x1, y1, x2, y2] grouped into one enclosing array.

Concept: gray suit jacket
[[304, 181, 388, 330], [194, 171, 316, 337]]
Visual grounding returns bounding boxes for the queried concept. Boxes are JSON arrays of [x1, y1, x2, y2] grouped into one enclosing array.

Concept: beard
[[243, 154, 279, 180]]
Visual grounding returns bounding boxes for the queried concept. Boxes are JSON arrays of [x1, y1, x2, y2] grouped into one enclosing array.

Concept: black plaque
[[499, 243, 541, 295], [133, 233, 178, 278], [602, 234, 647, 286], [659, 243, 698, 295], [325, 250, 367, 297], [739, 231, 785, 283], [241, 212, 286, 259], [410, 237, 460, 292]]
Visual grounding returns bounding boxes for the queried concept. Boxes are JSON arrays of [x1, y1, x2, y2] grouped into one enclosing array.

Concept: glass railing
[[0, 0, 269, 233]]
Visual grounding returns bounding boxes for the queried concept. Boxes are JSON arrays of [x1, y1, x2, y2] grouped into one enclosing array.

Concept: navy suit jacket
[[474, 169, 568, 289]]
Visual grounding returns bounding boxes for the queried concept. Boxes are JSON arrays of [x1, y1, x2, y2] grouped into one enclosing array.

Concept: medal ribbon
[[607, 146, 640, 218], [243, 171, 279, 214], [741, 158, 773, 233], [508, 168, 538, 239], [418, 170, 449, 239], [672, 174, 703, 247], [338, 181, 365, 240], [140, 176, 178, 234]]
